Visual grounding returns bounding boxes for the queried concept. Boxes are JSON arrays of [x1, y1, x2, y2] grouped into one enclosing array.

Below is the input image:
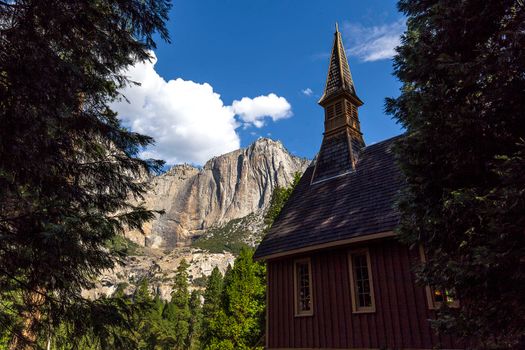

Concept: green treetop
[[188, 290, 203, 350], [163, 259, 191, 350], [201, 266, 223, 346], [264, 172, 302, 229], [206, 249, 266, 350]]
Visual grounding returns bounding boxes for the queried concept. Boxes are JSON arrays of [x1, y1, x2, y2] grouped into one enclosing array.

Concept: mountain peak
[[127, 138, 310, 249], [203, 138, 291, 170], [253, 136, 280, 145], [249, 137, 285, 152]]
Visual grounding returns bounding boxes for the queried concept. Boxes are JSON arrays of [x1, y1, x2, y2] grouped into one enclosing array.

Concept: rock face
[[86, 138, 309, 300], [83, 247, 236, 301], [127, 138, 309, 249]]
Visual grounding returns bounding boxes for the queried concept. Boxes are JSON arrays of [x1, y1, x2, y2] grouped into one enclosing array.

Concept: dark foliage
[[49, 277, 202, 349], [0, 0, 171, 347], [387, 0, 525, 347]]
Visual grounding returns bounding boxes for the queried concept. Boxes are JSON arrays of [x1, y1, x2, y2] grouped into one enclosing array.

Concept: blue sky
[[114, 0, 405, 165]]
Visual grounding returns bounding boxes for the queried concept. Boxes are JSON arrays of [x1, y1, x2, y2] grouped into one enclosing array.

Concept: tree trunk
[[8, 288, 46, 350]]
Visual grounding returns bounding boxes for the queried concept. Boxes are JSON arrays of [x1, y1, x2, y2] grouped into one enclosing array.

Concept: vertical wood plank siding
[[266, 239, 459, 349]]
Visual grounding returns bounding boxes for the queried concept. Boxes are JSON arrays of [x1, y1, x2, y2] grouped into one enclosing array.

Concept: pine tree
[[164, 260, 191, 349], [264, 172, 302, 229], [153, 294, 165, 319], [207, 249, 266, 349], [133, 280, 153, 305], [201, 267, 223, 347], [386, 0, 525, 347], [188, 290, 203, 349], [0, 0, 171, 348], [132, 280, 163, 350]]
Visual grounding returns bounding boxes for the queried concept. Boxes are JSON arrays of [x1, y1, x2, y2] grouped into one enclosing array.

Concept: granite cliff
[[88, 138, 309, 299], [126, 137, 309, 249]]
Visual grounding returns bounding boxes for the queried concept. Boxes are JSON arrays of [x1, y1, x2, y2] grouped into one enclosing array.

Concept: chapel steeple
[[312, 24, 365, 183]]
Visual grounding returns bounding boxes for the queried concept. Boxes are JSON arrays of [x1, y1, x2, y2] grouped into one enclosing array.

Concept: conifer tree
[[164, 260, 191, 349], [201, 267, 223, 347], [0, 0, 171, 348], [153, 294, 165, 319], [132, 280, 162, 349], [133, 280, 153, 305], [264, 172, 302, 229], [206, 249, 266, 349], [387, 0, 525, 347], [188, 290, 203, 349]]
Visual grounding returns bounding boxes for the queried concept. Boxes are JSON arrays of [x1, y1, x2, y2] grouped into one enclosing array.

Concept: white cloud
[[231, 93, 292, 128], [302, 88, 313, 96], [112, 52, 291, 164], [343, 19, 405, 62]]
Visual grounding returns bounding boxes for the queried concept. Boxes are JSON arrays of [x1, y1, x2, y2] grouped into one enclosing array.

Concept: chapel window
[[349, 249, 376, 313], [294, 258, 313, 316]]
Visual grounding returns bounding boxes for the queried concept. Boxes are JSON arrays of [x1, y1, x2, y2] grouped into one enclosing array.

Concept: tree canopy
[[264, 172, 301, 229], [0, 0, 171, 347], [387, 0, 525, 347], [201, 249, 266, 350]]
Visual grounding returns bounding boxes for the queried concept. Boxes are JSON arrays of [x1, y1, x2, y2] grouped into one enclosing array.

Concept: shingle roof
[[318, 25, 359, 105], [312, 129, 365, 183], [254, 135, 405, 260]]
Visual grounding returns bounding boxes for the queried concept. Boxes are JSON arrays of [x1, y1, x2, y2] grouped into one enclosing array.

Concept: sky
[[113, 0, 405, 165]]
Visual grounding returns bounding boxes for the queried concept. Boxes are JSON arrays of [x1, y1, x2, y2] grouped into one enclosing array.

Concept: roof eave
[[253, 230, 396, 262], [318, 89, 363, 107]]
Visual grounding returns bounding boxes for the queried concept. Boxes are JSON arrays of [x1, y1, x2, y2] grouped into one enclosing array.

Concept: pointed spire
[[318, 25, 360, 106], [311, 26, 365, 184]]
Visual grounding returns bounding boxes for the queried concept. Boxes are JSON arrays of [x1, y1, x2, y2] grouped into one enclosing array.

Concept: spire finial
[[319, 22, 358, 105]]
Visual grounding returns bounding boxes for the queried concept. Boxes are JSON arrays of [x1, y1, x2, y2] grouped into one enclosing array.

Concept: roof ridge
[[361, 134, 404, 151]]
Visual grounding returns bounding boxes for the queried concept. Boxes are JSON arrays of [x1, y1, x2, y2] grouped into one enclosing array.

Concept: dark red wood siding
[[266, 239, 460, 349]]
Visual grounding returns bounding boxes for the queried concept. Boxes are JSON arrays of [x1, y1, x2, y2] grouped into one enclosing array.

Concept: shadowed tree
[[387, 0, 525, 347], [0, 0, 171, 348]]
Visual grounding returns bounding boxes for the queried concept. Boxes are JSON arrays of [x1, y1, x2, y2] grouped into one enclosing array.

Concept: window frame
[[348, 248, 376, 313], [293, 257, 314, 317], [418, 245, 460, 310]]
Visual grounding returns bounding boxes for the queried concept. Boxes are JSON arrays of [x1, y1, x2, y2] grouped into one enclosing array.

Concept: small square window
[[348, 249, 376, 313], [294, 258, 313, 316]]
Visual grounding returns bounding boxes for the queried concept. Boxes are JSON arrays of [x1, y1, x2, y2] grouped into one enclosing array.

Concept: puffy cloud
[[301, 88, 313, 96], [344, 19, 405, 62], [231, 93, 292, 128], [112, 52, 291, 164]]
